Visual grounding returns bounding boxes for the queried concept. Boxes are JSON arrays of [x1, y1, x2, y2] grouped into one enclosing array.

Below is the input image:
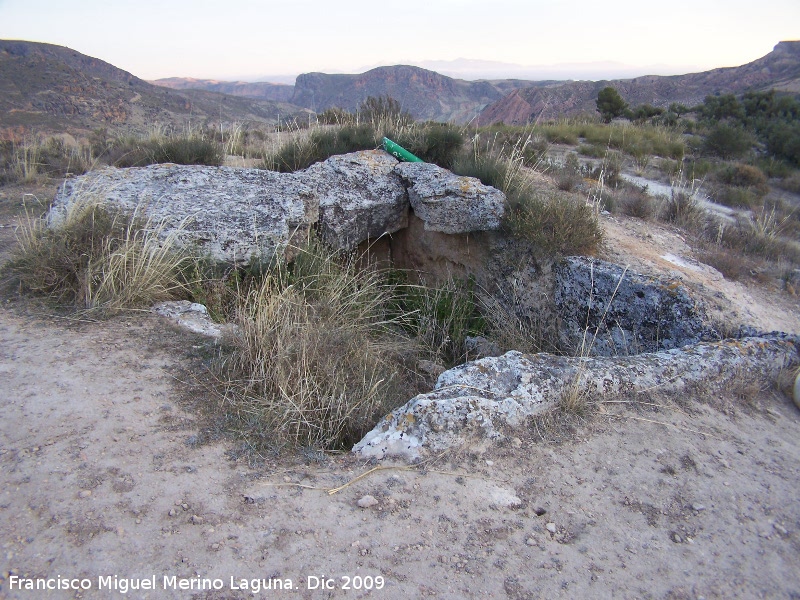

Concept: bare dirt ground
[[1, 183, 800, 599]]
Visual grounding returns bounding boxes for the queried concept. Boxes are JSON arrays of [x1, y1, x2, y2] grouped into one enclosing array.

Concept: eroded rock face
[[353, 337, 799, 460], [50, 164, 316, 264], [394, 162, 505, 233], [554, 256, 718, 356], [50, 152, 508, 264], [305, 150, 407, 250]]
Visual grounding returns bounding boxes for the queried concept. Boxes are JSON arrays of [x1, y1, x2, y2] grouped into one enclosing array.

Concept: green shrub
[[716, 163, 767, 189], [711, 185, 760, 209], [505, 191, 603, 257], [702, 124, 753, 159], [389, 273, 486, 366]]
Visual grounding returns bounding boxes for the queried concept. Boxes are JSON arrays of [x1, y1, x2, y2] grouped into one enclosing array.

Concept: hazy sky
[[0, 0, 798, 80]]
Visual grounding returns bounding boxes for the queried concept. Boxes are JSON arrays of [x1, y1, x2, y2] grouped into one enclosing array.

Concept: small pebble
[[511, 438, 523, 448], [546, 523, 556, 534], [190, 515, 204, 525], [485, 460, 494, 466], [774, 523, 788, 536], [525, 538, 536, 546], [357, 495, 379, 508], [692, 503, 706, 512], [79, 490, 91, 498], [168, 509, 177, 517]]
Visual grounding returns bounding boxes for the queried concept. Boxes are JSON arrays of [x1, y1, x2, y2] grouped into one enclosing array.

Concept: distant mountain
[[150, 77, 295, 102], [0, 40, 306, 138], [411, 58, 699, 81], [477, 41, 800, 125], [289, 65, 546, 123]]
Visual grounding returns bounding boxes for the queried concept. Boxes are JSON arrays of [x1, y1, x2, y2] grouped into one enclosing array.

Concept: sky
[[0, 0, 798, 82]]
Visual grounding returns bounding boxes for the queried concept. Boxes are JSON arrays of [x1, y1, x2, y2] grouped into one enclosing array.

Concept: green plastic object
[[382, 137, 423, 163]]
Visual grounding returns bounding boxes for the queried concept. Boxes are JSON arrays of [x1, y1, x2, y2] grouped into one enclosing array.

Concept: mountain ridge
[[477, 41, 800, 125], [0, 40, 304, 138]]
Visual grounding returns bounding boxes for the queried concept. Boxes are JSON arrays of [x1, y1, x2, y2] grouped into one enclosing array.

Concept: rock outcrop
[[394, 162, 505, 233], [49, 150, 506, 263], [353, 337, 799, 460], [305, 151, 408, 250], [554, 256, 717, 356], [50, 164, 316, 264]]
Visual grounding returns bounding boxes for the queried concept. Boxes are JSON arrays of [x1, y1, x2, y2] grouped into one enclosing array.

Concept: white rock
[[394, 162, 505, 234], [353, 337, 798, 461], [357, 495, 379, 508], [793, 369, 800, 410], [546, 523, 557, 533]]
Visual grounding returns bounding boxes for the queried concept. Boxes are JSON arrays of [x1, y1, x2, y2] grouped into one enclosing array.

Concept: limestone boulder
[[50, 164, 317, 264], [394, 162, 505, 233], [353, 337, 799, 460], [303, 150, 408, 250], [554, 256, 718, 356]]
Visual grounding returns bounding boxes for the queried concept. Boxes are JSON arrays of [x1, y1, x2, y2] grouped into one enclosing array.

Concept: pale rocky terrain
[[1, 179, 799, 599]]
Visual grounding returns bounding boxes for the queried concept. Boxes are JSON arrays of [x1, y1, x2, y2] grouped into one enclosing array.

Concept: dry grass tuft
[[217, 238, 419, 451], [5, 198, 194, 312]]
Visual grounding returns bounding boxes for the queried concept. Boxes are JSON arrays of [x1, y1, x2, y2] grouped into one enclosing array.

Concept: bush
[[109, 133, 223, 168], [5, 200, 193, 311], [220, 238, 417, 451], [389, 274, 486, 366], [505, 191, 603, 257], [716, 163, 767, 189], [616, 186, 656, 219], [702, 124, 753, 159], [659, 189, 704, 229]]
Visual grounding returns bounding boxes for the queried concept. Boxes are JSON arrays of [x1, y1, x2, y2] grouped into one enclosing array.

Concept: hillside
[[478, 41, 800, 125], [289, 65, 544, 122], [0, 40, 306, 138], [150, 77, 295, 102]]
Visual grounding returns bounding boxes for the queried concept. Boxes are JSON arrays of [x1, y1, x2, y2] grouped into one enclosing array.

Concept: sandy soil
[[1, 183, 800, 599]]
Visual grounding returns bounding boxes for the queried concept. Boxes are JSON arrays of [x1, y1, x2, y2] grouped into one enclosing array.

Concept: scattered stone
[[546, 523, 557, 534], [511, 437, 523, 448], [526, 538, 536, 546], [151, 301, 234, 339], [79, 490, 92, 498], [190, 515, 204, 525], [671, 532, 683, 543], [774, 523, 788, 536], [168, 509, 177, 517], [465, 335, 502, 359], [417, 360, 446, 380], [488, 486, 522, 508], [394, 162, 505, 234], [554, 257, 717, 356], [692, 503, 706, 512], [357, 495, 379, 509]]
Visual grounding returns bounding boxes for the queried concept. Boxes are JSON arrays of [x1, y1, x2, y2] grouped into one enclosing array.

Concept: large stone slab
[[394, 162, 505, 233], [50, 164, 316, 264], [554, 256, 717, 356], [304, 150, 408, 250], [353, 337, 799, 460]]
